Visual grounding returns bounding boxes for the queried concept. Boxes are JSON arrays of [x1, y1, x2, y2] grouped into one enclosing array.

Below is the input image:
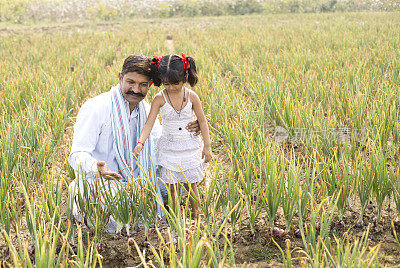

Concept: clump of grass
[[68, 177, 110, 241], [257, 148, 285, 232], [356, 157, 373, 227], [100, 178, 132, 234], [281, 158, 301, 232], [298, 194, 339, 266], [369, 143, 393, 222], [329, 225, 380, 267], [234, 147, 262, 235]]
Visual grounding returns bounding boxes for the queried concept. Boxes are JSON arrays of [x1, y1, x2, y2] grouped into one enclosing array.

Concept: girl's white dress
[[156, 90, 204, 184]]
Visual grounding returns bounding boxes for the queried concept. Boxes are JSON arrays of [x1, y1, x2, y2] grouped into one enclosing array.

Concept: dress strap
[[186, 89, 191, 102], [161, 90, 168, 102]]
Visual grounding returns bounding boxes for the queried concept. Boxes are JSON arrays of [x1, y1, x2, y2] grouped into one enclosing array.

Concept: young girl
[[134, 53, 211, 219]]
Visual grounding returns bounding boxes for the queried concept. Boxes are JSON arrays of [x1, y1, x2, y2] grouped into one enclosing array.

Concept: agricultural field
[[0, 10, 400, 267]]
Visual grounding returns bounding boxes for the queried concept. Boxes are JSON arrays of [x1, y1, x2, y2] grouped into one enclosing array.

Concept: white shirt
[[68, 88, 162, 179]]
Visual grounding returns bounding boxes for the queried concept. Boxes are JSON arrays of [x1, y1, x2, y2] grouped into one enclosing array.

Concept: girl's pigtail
[[150, 56, 162, 87], [186, 56, 198, 87]]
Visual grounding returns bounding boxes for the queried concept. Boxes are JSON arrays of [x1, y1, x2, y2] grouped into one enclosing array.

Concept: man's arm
[[186, 119, 201, 135], [68, 151, 98, 177], [68, 99, 121, 180]]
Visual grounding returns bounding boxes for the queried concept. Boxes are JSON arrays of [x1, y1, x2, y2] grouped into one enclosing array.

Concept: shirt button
[[179, 127, 182, 130]]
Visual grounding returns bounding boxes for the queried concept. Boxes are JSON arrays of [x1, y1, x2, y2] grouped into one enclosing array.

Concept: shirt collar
[[131, 105, 139, 118]]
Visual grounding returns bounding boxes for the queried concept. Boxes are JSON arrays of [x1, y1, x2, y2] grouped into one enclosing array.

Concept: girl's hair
[[150, 54, 198, 87]]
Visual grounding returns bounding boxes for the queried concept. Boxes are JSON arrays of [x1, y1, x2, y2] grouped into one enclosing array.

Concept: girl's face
[[163, 80, 184, 93]]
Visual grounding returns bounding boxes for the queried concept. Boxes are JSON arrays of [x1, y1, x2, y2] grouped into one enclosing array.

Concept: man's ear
[[118, 72, 123, 83]]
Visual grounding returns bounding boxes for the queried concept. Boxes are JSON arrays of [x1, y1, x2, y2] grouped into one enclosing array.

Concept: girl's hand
[[134, 143, 143, 157], [202, 146, 212, 163]]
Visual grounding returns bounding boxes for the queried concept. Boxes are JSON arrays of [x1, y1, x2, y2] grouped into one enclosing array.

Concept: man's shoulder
[[84, 90, 112, 106], [80, 90, 112, 113]]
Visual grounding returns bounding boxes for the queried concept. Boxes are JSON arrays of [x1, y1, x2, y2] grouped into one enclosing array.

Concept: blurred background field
[[1, 0, 400, 23], [1, 1, 400, 267]]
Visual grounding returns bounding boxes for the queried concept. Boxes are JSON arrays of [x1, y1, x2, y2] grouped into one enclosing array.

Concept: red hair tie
[[181, 53, 190, 70], [151, 56, 162, 67]]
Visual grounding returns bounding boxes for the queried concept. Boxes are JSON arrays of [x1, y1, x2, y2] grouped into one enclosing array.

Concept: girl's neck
[[165, 86, 185, 95]]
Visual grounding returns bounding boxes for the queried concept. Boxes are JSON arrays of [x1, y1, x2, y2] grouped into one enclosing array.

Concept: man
[[68, 54, 199, 232]]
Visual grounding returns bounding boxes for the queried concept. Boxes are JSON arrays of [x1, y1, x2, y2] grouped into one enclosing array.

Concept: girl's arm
[[191, 91, 212, 163], [134, 94, 163, 157]]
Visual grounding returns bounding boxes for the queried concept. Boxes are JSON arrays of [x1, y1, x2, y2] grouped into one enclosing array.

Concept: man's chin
[[124, 95, 145, 106], [124, 93, 143, 100]]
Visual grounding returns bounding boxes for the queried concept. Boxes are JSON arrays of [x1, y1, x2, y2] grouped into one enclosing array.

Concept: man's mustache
[[126, 91, 145, 97]]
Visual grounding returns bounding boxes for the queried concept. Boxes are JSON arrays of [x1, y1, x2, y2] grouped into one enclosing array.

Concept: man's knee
[[158, 180, 169, 204]]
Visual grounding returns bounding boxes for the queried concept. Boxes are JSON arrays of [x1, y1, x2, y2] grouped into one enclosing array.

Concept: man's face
[[118, 72, 150, 109]]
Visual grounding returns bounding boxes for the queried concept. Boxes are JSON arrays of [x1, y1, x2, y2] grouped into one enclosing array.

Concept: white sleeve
[[149, 112, 162, 167], [150, 115, 162, 143], [68, 100, 102, 177]]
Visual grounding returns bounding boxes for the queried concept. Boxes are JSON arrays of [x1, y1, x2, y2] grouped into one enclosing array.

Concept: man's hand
[[97, 161, 123, 180], [186, 120, 201, 136]]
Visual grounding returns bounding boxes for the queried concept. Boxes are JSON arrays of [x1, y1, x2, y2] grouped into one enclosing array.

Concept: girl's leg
[[183, 183, 200, 220]]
